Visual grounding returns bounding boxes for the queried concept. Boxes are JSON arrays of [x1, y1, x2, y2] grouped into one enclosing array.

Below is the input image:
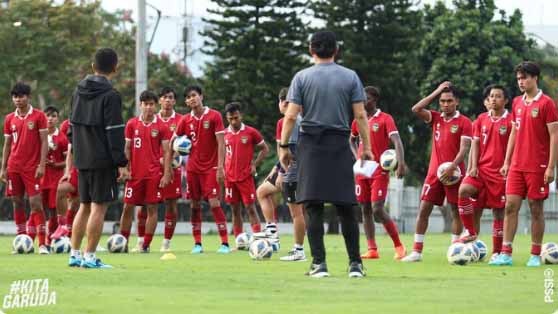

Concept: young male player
[[175, 85, 230, 254], [458, 85, 511, 262], [350, 86, 407, 260], [119, 91, 172, 253], [402, 81, 472, 262], [1, 82, 49, 254], [490, 62, 558, 267], [223, 102, 269, 239]]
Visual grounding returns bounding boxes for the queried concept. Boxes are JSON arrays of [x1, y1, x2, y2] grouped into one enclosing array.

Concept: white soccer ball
[[542, 242, 558, 264], [12, 234, 34, 254], [474, 239, 488, 261], [172, 155, 182, 168], [447, 242, 472, 265], [268, 238, 280, 252], [436, 162, 462, 186], [107, 234, 127, 253], [467, 242, 480, 262], [380, 149, 398, 171], [51, 236, 71, 254], [249, 239, 273, 260], [235, 232, 251, 250], [173, 136, 192, 156]]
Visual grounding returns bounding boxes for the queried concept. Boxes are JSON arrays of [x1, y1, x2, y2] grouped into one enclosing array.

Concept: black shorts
[[78, 168, 119, 204], [266, 171, 279, 186], [282, 181, 297, 204]]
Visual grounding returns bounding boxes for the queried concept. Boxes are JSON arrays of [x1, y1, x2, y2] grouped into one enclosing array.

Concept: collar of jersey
[[522, 89, 543, 105], [139, 114, 157, 125], [15, 105, 33, 119], [441, 110, 460, 121], [158, 110, 176, 121], [191, 106, 209, 119], [49, 128, 60, 136], [228, 123, 245, 134], [368, 109, 382, 121], [488, 109, 509, 122]]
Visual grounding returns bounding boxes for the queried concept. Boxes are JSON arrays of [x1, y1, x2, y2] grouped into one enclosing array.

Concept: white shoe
[[96, 244, 107, 252], [401, 251, 422, 262], [131, 240, 144, 253], [160, 239, 171, 253], [488, 253, 499, 263], [280, 248, 307, 262], [39, 245, 50, 255]]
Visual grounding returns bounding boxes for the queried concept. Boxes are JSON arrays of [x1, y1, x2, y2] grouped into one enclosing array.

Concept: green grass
[[0, 234, 556, 314]]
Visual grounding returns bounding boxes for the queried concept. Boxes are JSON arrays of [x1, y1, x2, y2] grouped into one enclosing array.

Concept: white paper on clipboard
[[353, 159, 379, 178]]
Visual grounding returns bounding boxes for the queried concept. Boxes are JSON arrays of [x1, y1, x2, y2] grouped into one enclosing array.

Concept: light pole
[[135, 0, 147, 114]]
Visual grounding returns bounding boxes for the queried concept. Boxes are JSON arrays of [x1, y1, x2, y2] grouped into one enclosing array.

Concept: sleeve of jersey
[[275, 119, 283, 142], [287, 74, 302, 105], [124, 121, 133, 140], [3, 116, 11, 136], [472, 119, 480, 139], [175, 117, 185, 137], [161, 125, 172, 141], [350, 120, 359, 137], [544, 99, 558, 125], [38, 112, 48, 131], [252, 128, 264, 145], [428, 110, 439, 125], [386, 115, 398, 137], [461, 118, 473, 139], [60, 136, 69, 153], [214, 112, 225, 134]]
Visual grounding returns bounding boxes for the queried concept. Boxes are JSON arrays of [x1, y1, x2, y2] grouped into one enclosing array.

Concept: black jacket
[[69, 75, 127, 170]]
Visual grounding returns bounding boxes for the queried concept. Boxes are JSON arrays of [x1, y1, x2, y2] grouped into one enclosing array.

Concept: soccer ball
[[249, 239, 273, 260], [467, 242, 480, 262], [173, 136, 192, 156], [171, 155, 182, 168], [542, 242, 558, 264], [107, 234, 127, 253], [447, 242, 472, 265], [474, 240, 488, 261], [380, 149, 398, 171], [12, 234, 34, 254], [436, 162, 462, 186], [235, 232, 251, 250], [51, 236, 71, 254], [268, 238, 280, 252]]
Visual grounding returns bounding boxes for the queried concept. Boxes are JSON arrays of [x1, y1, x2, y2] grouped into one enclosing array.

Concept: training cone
[[160, 253, 177, 261]]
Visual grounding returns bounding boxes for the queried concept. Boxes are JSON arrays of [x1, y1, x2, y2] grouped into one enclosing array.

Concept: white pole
[[135, 0, 147, 114]]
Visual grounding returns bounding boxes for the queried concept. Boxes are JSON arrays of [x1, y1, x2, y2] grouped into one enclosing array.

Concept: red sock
[[458, 197, 476, 236], [33, 211, 46, 246], [14, 208, 27, 235], [233, 225, 243, 238], [121, 230, 131, 241], [383, 220, 402, 247], [137, 209, 147, 237], [492, 219, 503, 254], [191, 207, 202, 244], [65, 209, 76, 237], [211, 206, 229, 244], [143, 233, 153, 249], [531, 243, 542, 256], [251, 223, 261, 233], [413, 242, 424, 253], [47, 209, 58, 237], [367, 239, 377, 251], [164, 211, 176, 240], [57, 214, 66, 227], [502, 243, 513, 255], [26, 215, 36, 241]]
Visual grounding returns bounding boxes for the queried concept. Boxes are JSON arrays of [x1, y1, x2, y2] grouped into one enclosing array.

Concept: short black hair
[[364, 86, 380, 100], [159, 87, 177, 99], [184, 85, 203, 97], [487, 84, 510, 100], [139, 90, 158, 103], [10, 82, 31, 96], [482, 85, 492, 100], [440, 85, 460, 99], [515, 61, 540, 79], [278, 87, 288, 101], [310, 30, 337, 59], [225, 102, 241, 114], [44, 106, 59, 116], [94, 48, 118, 74]]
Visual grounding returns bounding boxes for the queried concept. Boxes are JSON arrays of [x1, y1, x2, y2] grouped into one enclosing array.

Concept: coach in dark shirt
[[279, 31, 373, 278]]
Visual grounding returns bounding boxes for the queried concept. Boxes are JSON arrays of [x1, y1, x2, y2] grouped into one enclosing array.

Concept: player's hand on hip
[[467, 167, 478, 178], [35, 165, 45, 179], [396, 162, 407, 179], [544, 167, 555, 185], [59, 171, 70, 183], [279, 148, 291, 171], [499, 164, 509, 178]]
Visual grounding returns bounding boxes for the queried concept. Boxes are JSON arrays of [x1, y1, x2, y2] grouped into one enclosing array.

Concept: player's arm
[[252, 140, 269, 175], [390, 133, 407, 178], [216, 132, 225, 183], [349, 135, 359, 160], [500, 124, 516, 177], [545, 122, 558, 184], [36, 129, 48, 179], [279, 102, 302, 169], [60, 144, 73, 182], [353, 102, 373, 162], [0, 135, 12, 183], [411, 81, 451, 123], [468, 138, 480, 177], [160, 139, 172, 188], [440, 137, 471, 182]]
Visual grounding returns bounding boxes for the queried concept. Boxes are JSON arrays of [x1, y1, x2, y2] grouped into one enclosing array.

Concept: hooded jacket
[[69, 75, 127, 170]]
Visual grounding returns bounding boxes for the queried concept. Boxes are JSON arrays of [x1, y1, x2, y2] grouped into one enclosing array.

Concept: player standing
[[1, 82, 49, 254], [402, 82, 472, 262], [350, 86, 407, 260], [175, 85, 230, 254], [490, 62, 558, 267]]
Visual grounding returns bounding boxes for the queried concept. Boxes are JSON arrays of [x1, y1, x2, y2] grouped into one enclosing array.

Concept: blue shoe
[[217, 244, 231, 254], [526, 255, 542, 267], [488, 253, 512, 266], [68, 256, 82, 267], [80, 258, 113, 269], [191, 244, 203, 254]]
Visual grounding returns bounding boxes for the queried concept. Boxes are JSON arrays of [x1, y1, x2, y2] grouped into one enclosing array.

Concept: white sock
[[414, 234, 425, 243], [266, 223, 277, 233], [137, 237, 144, 245], [451, 234, 460, 242], [84, 252, 96, 262], [71, 249, 81, 258], [294, 243, 303, 250], [162, 239, 170, 245]]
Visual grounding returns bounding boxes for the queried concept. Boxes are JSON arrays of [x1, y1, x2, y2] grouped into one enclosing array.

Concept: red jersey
[[175, 107, 225, 173], [60, 119, 70, 139], [427, 110, 472, 176], [473, 110, 512, 173], [3, 106, 48, 172], [276, 118, 284, 142], [510, 91, 558, 173], [125, 115, 171, 179], [158, 110, 183, 170], [42, 128, 69, 189], [224, 124, 264, 182]]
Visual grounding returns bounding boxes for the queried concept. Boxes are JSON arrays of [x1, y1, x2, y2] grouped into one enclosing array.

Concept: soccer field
[[0, 234, 556, 314]]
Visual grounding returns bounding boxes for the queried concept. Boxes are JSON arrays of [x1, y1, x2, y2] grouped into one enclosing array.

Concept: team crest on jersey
[[499, 126, 507, 135], [241, 136, 248, 144], [151, 129, 159, 137], [11, 125, 16, 131], [372, 123, 379, 132], [450, 125, 459, 133], [203, 121, 210, 129], [27, 121, 35, 130], [531, 108, 539, 118], [170, 124, 177, 131]]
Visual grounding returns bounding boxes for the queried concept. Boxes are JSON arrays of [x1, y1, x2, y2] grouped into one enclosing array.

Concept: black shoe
[[305, 263, 329, 278], [348, 262, 365, 278]]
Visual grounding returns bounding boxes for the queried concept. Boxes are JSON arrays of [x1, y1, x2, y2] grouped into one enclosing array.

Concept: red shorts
[[420, 173, 460, 206], [41, 188, 57, 209], [505, 170, 548, 200], [6, 170, 41, 197], [225, 177, 256, 205], [162, 170, 182, 200], [124, 177, 162, 205], [186, 169, 219, 201], [68, 168, 79, 197], [462, 170, 506, 209], [355, 172, 389, 203]]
